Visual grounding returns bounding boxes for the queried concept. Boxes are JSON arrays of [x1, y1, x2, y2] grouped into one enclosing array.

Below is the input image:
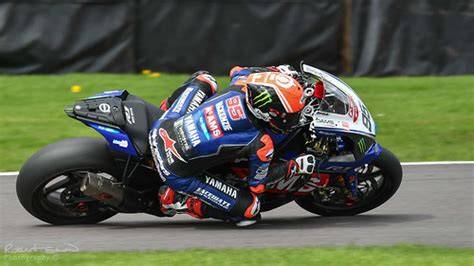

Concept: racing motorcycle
[[16, 64, 402, 225]]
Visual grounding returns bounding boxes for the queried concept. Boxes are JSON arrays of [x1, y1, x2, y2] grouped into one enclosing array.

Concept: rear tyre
[[295, 147, 402, 216], [16, 138, 119, 225]]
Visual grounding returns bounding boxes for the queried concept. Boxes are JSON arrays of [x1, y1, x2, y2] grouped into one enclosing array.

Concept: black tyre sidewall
[[16, 137, 119, 225], [295, 147, 403, 216]]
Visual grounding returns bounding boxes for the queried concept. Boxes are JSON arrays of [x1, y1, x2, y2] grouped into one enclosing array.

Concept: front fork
[[303, 143, 382, 200]]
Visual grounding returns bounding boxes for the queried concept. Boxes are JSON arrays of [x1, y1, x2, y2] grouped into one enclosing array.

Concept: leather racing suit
[[149, 67, 299, 221]]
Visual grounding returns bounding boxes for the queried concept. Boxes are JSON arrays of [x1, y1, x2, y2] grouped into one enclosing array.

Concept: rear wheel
[[16, 138, 119, 225], [295, 147, 402, 216]]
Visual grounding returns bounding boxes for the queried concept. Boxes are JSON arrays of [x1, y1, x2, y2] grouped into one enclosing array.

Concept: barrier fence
[[0, 0, 472, 75]]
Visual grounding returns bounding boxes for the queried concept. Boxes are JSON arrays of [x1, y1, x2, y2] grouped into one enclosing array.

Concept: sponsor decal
[[204, 106, 223, 139], [297, 175, 320, 193], [112, 139, 128, 148], [316, 130, 337, 136], [150, 129, 170, 179], [342, 121, 350, 130], [314, 117, 336, 127], [253, 89, 272, 108], [183, 115, 201, 147], [124, 106, 135, 124], [155, 151, 170, 179], [205, 176, 238, 199], [288, 163, 299, 179], [249, 72, 296, 89], [159, 128, 186, 164], [225, 96, 246, 120], [254, 166, 269, 180], [194, 187, 231, 210], [187, 89, 206, 113], [348, 96, 359, 122], [357, 138, 367, 153], [275, 174, 301, 191], [97, 125, 119, 134], [325, 166, 353, 171], [99, 103, 111, 113], [215, 101, 232, 131], [314, 117, 350, 130], [172, 87, 194, 113], [199, 116, 211, 140], [174, 118, 191, 152]]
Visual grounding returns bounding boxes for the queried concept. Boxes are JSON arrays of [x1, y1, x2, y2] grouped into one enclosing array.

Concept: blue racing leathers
[[149, 70, 296, 219]]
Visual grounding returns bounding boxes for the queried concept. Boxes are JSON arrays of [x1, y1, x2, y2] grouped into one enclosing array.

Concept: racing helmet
[[245, 72, 305, 134]]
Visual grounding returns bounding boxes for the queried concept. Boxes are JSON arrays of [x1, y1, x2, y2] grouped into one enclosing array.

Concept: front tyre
[[16, 138, 119, 225], [295, 147, 402, 216]]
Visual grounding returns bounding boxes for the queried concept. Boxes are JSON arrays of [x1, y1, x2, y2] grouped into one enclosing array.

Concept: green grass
[[1, 245, 473, 266], [0, 73, 473, 171]]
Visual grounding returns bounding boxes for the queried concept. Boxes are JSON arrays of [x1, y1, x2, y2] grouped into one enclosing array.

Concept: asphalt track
[[1, 164, 473, 251]]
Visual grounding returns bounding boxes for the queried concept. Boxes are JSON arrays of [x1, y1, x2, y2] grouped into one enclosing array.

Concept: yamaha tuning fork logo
[[98, 103, 111, 113]]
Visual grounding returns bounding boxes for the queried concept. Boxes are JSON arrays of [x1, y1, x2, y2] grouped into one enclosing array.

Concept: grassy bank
[[0, 73, 473, 171], [2, 245, 473, 266]]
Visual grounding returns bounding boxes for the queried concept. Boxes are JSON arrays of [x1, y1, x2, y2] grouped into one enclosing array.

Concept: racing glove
[[295, 154, 316, 175]]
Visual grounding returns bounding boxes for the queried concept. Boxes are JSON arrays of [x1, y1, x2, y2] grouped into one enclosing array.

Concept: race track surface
[[1, 164, 473, 251]]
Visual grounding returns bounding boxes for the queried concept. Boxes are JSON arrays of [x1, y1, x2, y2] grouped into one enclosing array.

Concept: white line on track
[[1, 161, 473, 176], [401, 161, 474, 166], [0, 172, 19, 176]]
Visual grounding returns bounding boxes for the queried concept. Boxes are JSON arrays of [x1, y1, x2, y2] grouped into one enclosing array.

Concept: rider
[[149, 65, 317, 226]]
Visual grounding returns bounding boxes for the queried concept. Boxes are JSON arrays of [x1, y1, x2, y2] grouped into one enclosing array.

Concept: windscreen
[[302, 64, 377, 137], [319, 81, 350, 115]]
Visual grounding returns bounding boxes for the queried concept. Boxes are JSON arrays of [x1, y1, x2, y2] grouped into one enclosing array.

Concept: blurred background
[[1, 0, 473, 76]]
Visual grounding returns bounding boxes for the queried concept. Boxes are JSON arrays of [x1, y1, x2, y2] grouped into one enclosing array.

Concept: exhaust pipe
[[80, 173, 125, 208]]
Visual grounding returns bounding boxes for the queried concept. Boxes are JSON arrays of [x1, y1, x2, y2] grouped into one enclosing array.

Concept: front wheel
[[16, 138, 119, 225], [295, 147, 402, 216]]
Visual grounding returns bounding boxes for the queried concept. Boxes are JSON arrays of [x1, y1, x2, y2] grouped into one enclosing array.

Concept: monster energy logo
[[357, 138, 367, 153], [253, 89, 272, 108]]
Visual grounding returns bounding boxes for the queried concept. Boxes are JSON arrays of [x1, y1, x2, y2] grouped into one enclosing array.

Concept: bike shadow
[[91, 213, 434, 231]]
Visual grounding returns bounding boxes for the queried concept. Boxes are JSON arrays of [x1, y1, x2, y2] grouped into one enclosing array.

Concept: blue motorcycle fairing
[[86, 122, 138, 157], [88, 90, 128, 99], [316, 143, 382, 172]]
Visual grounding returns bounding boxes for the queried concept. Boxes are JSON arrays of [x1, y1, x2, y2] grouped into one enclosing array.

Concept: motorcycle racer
[[149, 65, 317, 226]]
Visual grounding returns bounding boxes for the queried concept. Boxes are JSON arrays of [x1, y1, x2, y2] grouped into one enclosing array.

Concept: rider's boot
[[235, 213, 262, 227], [158, 185, 208, 219], [158, 185, 189, 216]]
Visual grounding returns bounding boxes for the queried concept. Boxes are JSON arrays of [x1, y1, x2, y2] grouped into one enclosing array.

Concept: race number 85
[[226, 96, 246, 120]]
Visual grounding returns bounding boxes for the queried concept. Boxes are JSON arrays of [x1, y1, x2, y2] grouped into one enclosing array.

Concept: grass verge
[[2, 245, 473, 266], [0, 73, 473, 171]]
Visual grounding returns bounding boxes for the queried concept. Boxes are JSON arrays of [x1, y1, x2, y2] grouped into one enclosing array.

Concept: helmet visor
[[270, 111, 302, 133]]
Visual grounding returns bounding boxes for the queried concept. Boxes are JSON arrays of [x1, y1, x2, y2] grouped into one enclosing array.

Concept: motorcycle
[[16, 64, 402, 225]]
